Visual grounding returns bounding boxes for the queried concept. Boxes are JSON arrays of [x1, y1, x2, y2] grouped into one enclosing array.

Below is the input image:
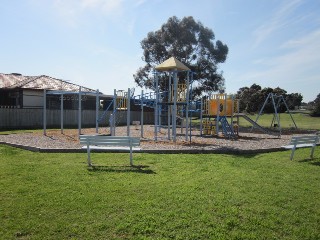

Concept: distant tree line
[[235, 84, 303, 114], [310, 93, 320, 116]]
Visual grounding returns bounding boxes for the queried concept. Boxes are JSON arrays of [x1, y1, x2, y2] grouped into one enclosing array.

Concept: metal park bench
[[80, 135, 141, 166], [282, 135, 319, 160]]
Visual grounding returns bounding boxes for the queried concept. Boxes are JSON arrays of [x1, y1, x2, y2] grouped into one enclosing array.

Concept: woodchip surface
[[0, 125, 317, 152]]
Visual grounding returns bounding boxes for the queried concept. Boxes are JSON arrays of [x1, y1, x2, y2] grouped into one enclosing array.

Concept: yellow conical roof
[[155, 57, 190, 71]]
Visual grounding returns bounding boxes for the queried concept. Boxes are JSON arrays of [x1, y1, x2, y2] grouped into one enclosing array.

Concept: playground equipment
[[132, 57, 242, 141], [153, 57, 192, 142], [200, 94, 239, 138], [97, 88, 134, 136], [44, 57, 296, 143], [252, 93, 297, 136], [43, 87, 104, 136]]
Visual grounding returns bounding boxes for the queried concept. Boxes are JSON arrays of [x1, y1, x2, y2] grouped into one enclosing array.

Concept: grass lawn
[[237, 113, 320, 130], [1, 145, 320, 239]]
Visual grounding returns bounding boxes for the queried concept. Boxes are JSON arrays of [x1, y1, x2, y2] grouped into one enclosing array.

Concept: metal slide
[[235, 114, 279, 136]]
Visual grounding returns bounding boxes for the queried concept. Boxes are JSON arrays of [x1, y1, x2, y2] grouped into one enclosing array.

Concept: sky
[[1, 0, 319, 102]]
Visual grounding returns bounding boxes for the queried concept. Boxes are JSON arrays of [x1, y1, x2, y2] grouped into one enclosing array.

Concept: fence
[[0, 109, 154, 130]]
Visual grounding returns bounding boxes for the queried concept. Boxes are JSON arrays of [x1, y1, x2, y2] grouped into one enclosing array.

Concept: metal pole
[[253, 93, 270, 129], [189, 105, 192, 143], [43, 89, 46, 136], [173, 69, 178, 142], [185, 71, 190, 141], [224, 93, 227, 116], [154, 72, 158, 141], [61, 93, 63, 134], [200, 99, 203, 136], [78, 87, 82, 136], [168, 72, 172, 140], [141, 90, 144, 138], [95, 89, 99, 134], [216, 95, 220, 135], [112, 89, 116, 136], [231, 94, 234, 131], [127, 88, 130, 136]]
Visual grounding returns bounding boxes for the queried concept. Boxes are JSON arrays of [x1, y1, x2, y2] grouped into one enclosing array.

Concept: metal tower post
[[173, 69, 178, 142], [141, 90, 144, 138], [61, 93, 64, 134], [95, 89, 99, 134], [43, 89, 47, 136], [185, 71, 190, 141], [168, 72, 172, 140], [78, 86, 82, 136], [154, 72, 158, 141], [127, 88, 131, 136]]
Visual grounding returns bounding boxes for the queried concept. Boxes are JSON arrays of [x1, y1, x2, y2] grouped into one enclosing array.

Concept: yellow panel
[[208, 99, 234, 116]]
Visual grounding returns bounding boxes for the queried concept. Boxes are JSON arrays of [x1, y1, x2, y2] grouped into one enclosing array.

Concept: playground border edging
[[0, 141, 288, 155]]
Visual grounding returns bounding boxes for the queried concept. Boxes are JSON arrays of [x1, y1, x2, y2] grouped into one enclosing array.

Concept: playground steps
[[218, 116, 236, 139]]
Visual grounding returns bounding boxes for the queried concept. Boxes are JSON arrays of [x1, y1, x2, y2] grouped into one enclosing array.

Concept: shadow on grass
[[88, 164, 156, 174], [298, 157, 320, 166]]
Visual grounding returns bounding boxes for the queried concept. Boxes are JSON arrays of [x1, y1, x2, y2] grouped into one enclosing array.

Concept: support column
[[168, 72, 172, 140], [154, 72, 159, 141], [141, 90, 144, 138], [78, 87, 82, 136], [216, 96, 220, 135], [111, 89, 116, 136], [200, 99, 203, 136], [185, 71, 190, 141], [61, 93, 64, 134], [173, 69, 178, 143], [127, 88, 131, 136], [43, 89, 46, 136], [95, 89, 99, 134]]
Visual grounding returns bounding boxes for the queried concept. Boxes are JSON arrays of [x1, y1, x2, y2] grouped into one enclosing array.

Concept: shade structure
[[155, 57, 190, 72]]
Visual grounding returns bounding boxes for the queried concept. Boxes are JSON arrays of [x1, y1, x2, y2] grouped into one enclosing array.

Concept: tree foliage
[[235, 84, 303, 113], [134, 16, 228, 98], [311, 93, 320, 116]]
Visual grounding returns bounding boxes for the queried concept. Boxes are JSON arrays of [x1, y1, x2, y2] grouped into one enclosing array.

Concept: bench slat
[[283, 143, 315, 149], [290, 136, 318, 143], [82, 142, 140, 147]]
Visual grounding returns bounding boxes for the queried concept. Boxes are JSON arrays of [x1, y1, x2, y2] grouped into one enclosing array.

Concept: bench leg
[[130, 144, 133, 166], [310, 145, 316, 159], [290, 146, 296, 160], [87, 144, 92, 167]]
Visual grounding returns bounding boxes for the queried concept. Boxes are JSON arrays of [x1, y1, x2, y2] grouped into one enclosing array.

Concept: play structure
[[43, 57, 298, 141], [97, 88, 134, 137], [200, 94, 239, 138], [43, 87, 104, 136]]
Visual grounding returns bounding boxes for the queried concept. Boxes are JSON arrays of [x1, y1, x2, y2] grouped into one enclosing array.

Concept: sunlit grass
[[1, 145, 320, 239], [238, 113, 320, 130]]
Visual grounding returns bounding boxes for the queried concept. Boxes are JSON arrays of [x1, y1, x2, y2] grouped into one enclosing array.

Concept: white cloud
[[135, 0, 147, 7], [252, 0, 303, 48], [236, 28, 320, 101], [52, 0, 125, 26]]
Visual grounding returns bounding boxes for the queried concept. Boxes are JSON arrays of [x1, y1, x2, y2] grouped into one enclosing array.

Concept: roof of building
[[0, 73, 96, 92], [155, 57, 190, 71]]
